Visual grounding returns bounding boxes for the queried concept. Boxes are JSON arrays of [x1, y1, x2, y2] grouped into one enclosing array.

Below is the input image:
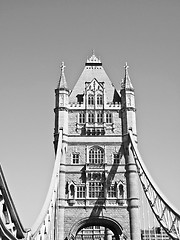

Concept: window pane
[[97, 94, 103, 105], [77, 186, 85, 198], [88, 95, 94, 105], [89, 182, 104, 198], [113, 153, 120, 164], [89, 148, 104, 164], [72, 153, 79, 164], [79, 113, 85, 123], [106, 113, 112, 123]]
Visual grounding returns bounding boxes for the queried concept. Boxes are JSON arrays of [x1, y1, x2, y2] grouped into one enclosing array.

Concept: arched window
[[119, 184, 124, 198], [97, 94, 103, 105], [97, 112, 103, 123], [88, 112, 94, 123], [89, 147, 104, 164], [88, 94, 94, 105], [106, 112, 112, 123]]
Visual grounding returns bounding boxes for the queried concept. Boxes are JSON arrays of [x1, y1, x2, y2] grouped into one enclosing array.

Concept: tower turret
[[121, 64, 140, 240], [54, 62, 69, 153], [120, 63, 137, 138]]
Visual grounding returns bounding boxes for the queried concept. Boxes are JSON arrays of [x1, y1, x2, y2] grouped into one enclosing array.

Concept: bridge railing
[[129, 130, 180, 240]]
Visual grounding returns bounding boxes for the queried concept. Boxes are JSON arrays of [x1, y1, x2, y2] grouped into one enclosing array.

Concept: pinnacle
[[57, 62, 68, 89], [121, 62, 134, 90]]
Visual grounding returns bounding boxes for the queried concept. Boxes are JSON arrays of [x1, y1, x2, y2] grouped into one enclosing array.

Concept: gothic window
[[72, 153, 80, 164], [89, 182, 104, 198], [69, 184, 75, 199], [77, 186, 85, 198], [79, 113, 85, 124], [108, 185, 117, 198], [97, 94, 103, 105], [113, 153, 120, 164], [88, 94, 94, 105], [97, 112, 103, 123], [89, 147, 104, 164], [106, 112, 112, 123], [119, 184, 124, 198], [88, 112, 94, 123]]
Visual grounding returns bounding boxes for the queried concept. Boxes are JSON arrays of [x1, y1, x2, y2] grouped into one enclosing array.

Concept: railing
[[129, 130, 180, 240]]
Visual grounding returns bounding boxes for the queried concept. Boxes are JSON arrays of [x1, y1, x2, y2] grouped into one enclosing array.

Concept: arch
[[68, 216, 125, 240]]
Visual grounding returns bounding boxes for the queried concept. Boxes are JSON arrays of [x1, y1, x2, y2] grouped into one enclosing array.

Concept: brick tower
[[54, 53, 140, 240]]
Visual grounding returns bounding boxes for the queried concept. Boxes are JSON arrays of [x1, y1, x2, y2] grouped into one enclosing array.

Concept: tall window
[[108, 185, 117, 198], [113, 153, 120, 164], [88, 112, 94, 123], [119, 184, 124, 198], [77, 186, 85, 198], [89, 147, 104, 164], [97, 112, 103, 123], [97, 94, 103, 105], [89, 182, 104, 198], [106, 112, 112, 123], [79, 113, 85, 124], [88, 94, 94, 105], [72, 153, 80, 164]]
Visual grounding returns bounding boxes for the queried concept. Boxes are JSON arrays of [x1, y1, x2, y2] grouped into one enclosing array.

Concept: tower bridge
[[0, 53, 179, 240]]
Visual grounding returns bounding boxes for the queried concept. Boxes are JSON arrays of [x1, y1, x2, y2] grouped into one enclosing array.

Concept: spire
[[57, 62, 68, 89], [121, 62, 134, 90]]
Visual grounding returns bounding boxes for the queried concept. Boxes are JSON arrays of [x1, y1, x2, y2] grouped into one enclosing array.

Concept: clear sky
[[0, 0, 180, 228]]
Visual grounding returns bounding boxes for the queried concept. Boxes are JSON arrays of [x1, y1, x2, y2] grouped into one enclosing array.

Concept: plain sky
[[0, 0, 180, 228]]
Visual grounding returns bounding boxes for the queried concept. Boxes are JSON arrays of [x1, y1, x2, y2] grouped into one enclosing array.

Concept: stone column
[[125, 143, 141, 240], [56, 141, 67, 240]]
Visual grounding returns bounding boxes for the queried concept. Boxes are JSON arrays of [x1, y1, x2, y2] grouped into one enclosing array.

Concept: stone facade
[[54, 54, 140, 240]]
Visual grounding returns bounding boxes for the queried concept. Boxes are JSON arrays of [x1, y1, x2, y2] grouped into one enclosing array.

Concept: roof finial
[[92, 49, 95, 56], [124, 62, 129, 76], [57, 61, 68, 89], [60, 61, 66, 74], [121, 62, 134, 90]]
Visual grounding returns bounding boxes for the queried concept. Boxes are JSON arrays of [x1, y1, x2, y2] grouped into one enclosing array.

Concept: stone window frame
[[72, 152, 80, 164], [113, 152, 120, 164], [89, 146, 104, 165], [76, 185, 85, 199], [79, 112, 85, 124], [106, 112, 113, 123], [97, 94, 103, 105], [97, 111, 103, 123], [88, 112, 94, 123], [89, 182, 104, 198], [107, 184, 117, 198], [88, 94, 94, 105]]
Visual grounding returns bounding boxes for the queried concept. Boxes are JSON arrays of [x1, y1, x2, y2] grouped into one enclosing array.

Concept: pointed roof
[[57, 62, 68, 89], [69, 53, 120, 103], [121, 62, 134, 90]]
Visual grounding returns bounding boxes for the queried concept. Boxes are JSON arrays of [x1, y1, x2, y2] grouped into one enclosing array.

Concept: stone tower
[[53, 53, 140, 240]]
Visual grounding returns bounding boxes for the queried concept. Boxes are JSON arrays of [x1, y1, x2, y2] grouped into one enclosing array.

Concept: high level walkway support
[[129, 130, 180, 240]]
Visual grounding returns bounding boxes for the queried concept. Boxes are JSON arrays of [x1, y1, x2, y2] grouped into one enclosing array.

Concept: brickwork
[[55, 54, 139, 240]]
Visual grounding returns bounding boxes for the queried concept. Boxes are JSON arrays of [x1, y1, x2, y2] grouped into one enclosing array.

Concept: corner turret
[[54, 62, 69, 153], [120, 63, 137, 139]]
